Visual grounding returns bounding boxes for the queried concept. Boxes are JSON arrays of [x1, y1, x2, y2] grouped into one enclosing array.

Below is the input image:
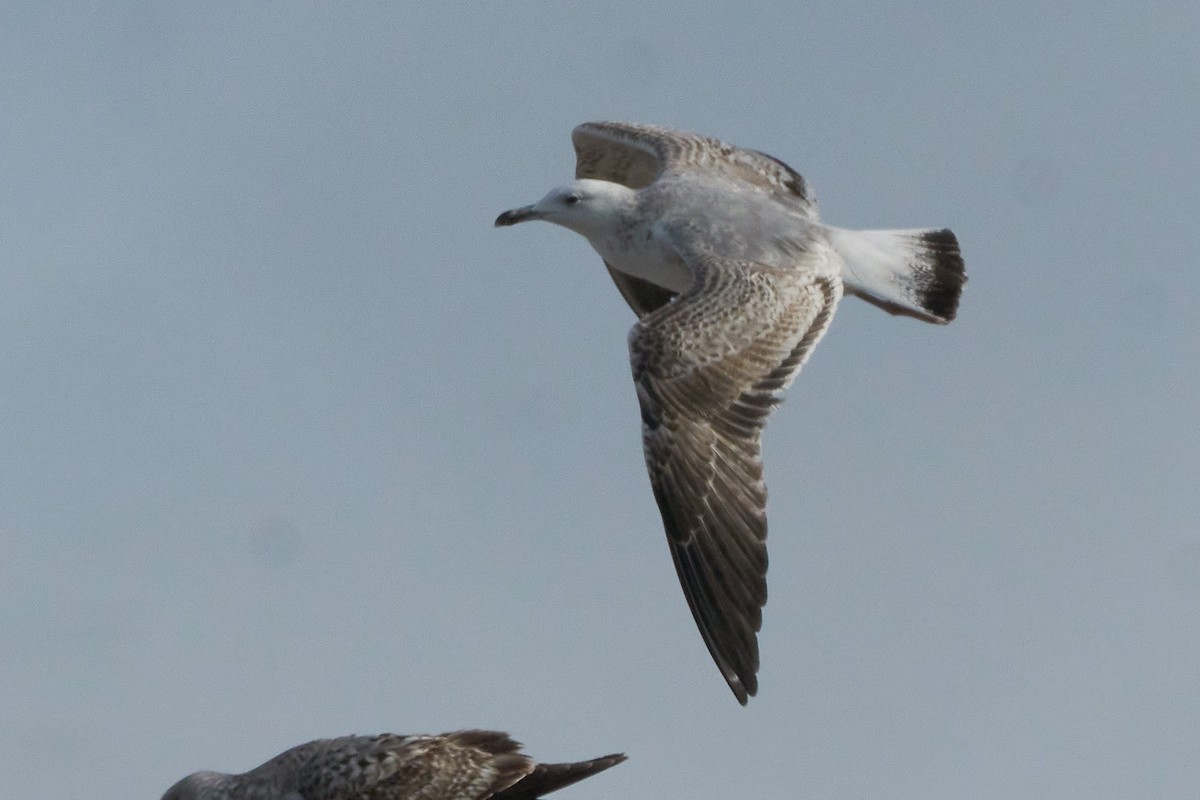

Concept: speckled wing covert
[[629, 239, 841, 704], [572, 121, 819, 318]]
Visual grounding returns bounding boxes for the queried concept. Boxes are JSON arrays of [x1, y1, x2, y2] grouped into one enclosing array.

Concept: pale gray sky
[[2, 3, 1198, 799]]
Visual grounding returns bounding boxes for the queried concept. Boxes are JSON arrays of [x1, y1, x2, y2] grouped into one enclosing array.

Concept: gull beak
[[494, 205, 540, 227]]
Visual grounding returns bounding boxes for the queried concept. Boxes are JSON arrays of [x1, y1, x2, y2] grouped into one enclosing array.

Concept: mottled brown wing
[[381, 731, 530, 800], [572, 122, 668, 189], [572, 122, 817, 215], [630, 246, 840, 703], [357, 731, 532, 800]]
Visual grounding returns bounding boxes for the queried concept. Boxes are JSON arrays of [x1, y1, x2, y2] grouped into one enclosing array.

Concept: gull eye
[[564, 193, 581, 206]]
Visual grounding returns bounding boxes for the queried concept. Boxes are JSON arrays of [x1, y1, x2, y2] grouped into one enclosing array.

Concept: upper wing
[[367, 731, 533, 800], [630, 243, 841, 703], [572, 121, 817, 215], [282, 732, 531, 800]]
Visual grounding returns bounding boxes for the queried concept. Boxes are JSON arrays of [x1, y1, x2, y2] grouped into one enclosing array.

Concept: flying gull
[[161, 729, 626, 800], [495, 121, 966, 704]]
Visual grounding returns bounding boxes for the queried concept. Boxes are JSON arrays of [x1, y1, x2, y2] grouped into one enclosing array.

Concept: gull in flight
[[161, 729, 625, 800], [496, 122, 966, 704]]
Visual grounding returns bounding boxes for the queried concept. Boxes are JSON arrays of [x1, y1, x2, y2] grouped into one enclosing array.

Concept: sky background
[[2, 3, 1198, 799]]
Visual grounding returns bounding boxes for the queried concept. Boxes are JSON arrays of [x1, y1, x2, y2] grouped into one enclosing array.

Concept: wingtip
[[491, 750, 628, 800], [728, 674, 755, 706], [590, 753, 629, 770]]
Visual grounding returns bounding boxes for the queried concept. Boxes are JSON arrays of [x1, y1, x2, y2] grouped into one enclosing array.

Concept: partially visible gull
[[161, 729, 626, 800], [496, 121, 966, 704]]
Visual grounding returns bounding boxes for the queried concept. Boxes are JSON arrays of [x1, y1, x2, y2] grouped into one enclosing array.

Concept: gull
[[496, 121, 966, 704], [161, 729, 625, 800]]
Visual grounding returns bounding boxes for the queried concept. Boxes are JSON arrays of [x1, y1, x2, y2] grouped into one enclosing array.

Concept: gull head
[[495, 179, 636, 238]]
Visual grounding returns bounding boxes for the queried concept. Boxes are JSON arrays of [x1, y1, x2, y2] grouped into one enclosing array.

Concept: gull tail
[[827, 226, 966, 323]]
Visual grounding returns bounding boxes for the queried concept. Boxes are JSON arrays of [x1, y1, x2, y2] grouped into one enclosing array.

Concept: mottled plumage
[[496, 121, 966, 704], [161, 730, 625, 800]]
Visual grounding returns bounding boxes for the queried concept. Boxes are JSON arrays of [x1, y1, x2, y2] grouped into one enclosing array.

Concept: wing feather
[[630, 246, 840, 703], [573, 122, 817, 214]]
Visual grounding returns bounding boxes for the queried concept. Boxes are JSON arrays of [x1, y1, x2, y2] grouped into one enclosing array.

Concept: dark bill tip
[[494, 206, 537, 227]]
